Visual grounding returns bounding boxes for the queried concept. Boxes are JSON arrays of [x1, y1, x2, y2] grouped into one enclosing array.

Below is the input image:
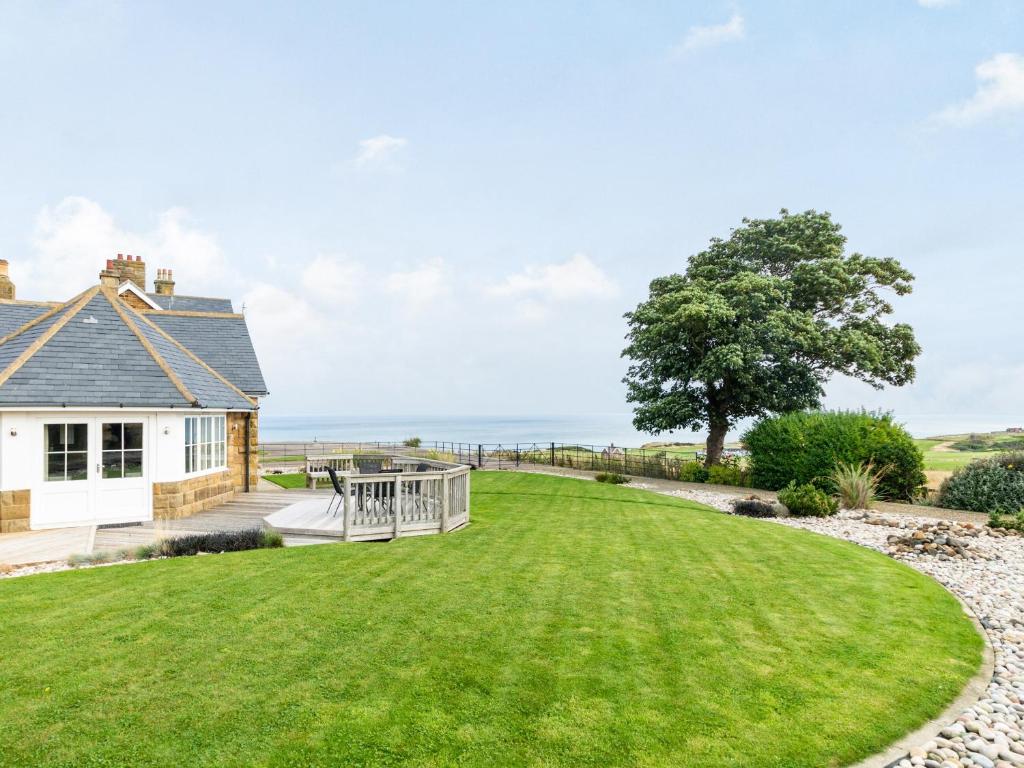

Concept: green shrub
[[832, 462, 883, 510], [403, 437, 422, 448], [678, 460, 709, 483], [595, 472, 629, 485], [707, 463, 748, 487], [988, 510, 1024, 532], [777, 481, 838, 518], [951, 434, 992, 452], [937, 453, 1024, 513], [743, 410, 925, 501], [731, 497, 776, 518]]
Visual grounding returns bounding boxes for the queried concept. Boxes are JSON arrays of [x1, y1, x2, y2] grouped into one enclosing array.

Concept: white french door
[[33, 416, 153, 529]]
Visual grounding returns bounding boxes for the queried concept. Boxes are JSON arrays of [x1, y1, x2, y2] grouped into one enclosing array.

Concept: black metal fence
[[257, 440, 735, 481]]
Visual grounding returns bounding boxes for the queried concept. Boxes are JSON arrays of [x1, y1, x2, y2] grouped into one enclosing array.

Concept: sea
[[258, 413, 1023, 448]]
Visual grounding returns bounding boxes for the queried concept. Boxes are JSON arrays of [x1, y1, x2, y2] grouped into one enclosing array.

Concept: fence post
[[477, 444, 483, 468], [393, 476, 402, 539], [342, 475, 352, 542], [550, 442, 555, 466], [441, 474, 450, 532], [515, 445, 520, 467]]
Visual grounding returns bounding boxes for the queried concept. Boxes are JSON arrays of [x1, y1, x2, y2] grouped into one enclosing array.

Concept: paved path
[[0, 526, 94, 566], [513, 463, 990, 524]]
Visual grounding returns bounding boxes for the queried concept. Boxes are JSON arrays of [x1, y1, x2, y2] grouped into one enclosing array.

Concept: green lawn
[[262, 472, 309, 489], [0, 473, 981, 767], [914, 438, 1010, 472]]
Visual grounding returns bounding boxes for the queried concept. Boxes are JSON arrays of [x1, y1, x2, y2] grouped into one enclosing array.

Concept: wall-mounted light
[[9, 427, 16, 437], [163, 426, 171, 436]]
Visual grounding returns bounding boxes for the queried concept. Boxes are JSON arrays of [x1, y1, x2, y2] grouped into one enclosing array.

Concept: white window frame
[[185, 415, 227, 475]]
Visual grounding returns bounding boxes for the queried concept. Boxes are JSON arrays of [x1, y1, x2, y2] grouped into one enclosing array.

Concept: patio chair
[[356, 457, 384, 474], [325, 466, 346, 517]]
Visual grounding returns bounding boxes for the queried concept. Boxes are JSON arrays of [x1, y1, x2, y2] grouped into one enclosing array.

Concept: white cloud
[[354, 134, 408, 169], [300, 254, 366, 304], [675, 12, 745, 54], [383, 258, 449, 311], [489, 253, 618, 302], [19, 196, 227, 301], [932, 53, 1024, 125], [917, 0, 957, 7]]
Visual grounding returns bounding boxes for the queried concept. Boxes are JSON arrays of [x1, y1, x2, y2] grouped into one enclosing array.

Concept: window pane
[[124, 451, 143, 478], [203, 442, 212, 470], [46, 424, 65, 452], [216, 443, 225, 468], [185, 445, 191, 473], [201, 418, 210, 443], [67, 424, 88, 453], [185, 418, 193, 444], [102, 451, 123, 479], [102, 423, 122, 451], [217, 418, 225, 441], [67, 452, 88, 481], [191, 445, 198, 472], [47, 453, 66, 482], [124, 423, 143, 450]]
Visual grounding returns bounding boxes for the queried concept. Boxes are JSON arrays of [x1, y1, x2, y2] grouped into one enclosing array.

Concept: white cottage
[[0, 255, 267, 533]]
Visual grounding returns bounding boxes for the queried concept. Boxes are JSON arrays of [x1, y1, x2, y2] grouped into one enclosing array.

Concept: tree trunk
[[705, 422, 728, 467]]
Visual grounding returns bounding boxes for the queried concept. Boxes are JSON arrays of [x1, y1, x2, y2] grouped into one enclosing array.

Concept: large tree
[[622, 209, 921, 466]]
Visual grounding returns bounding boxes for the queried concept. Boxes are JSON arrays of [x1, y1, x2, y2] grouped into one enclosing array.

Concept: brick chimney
[[0, 259, 14, 301], [110, 253, 147, 291], [153, 268, 175, 296]]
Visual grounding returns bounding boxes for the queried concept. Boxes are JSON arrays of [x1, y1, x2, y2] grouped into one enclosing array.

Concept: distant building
[[1008, 427, 1023, 434]]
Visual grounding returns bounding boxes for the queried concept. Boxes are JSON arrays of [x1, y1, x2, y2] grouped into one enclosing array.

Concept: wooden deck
[[265, 496, 469, 541], [93, 488, 334, 554]]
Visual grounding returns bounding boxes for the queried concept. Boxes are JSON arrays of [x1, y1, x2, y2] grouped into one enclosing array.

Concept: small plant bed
[[0, 473, 981, 768], [67, 528, 284, 568], [594, 471, 630, 484]]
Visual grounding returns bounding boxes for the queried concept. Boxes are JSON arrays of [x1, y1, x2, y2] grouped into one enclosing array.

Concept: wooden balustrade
[[301, 454, 471, 541]]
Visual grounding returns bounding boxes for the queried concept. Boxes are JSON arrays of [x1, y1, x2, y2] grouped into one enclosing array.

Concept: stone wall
[[153, 471, 233, 520], [0, 490, 30, 533], [227, 411, 259, 492]]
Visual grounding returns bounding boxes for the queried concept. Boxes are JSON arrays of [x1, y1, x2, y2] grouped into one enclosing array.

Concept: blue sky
[[0, 1, 1022, 433]]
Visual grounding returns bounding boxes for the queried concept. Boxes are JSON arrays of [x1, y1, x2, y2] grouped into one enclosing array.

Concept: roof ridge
[[0, 287, 100, 389], [126, 301, 257, 405], [0, 285, 98, 348], [139, 309, 243, 319], [101, 288, 198, 406]]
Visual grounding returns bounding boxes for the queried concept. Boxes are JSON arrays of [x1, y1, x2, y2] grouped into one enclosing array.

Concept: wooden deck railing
[[302, 454, 470, 541]]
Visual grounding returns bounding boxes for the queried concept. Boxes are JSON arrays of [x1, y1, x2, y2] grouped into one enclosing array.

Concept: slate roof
[[147, 314, 269, 396], [145, 293, 234, 313], [0, 288, 257, 410], [0, 302, 56, 338]]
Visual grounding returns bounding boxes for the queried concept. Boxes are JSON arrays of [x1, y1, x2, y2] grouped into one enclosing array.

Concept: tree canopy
[[622, 209, 921, 465]]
